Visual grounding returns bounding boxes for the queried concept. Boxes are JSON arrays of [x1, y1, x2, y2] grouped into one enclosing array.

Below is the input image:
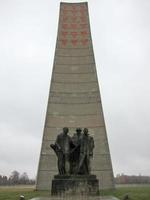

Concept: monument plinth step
[[54, 174, 97, 180], [30, 196, 120, 200]]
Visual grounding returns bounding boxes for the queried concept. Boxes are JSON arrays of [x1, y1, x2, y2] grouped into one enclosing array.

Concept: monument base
[[51, 175, 99, 195]]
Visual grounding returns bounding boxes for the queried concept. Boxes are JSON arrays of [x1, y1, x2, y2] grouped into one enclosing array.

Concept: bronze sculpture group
[[50, 127, 94, 176]]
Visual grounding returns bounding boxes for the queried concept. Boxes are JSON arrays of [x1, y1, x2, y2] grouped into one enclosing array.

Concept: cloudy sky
[[0, 0, 150, 179]]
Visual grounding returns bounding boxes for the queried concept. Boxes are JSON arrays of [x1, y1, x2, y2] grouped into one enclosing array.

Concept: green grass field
[[0, 185, 150, 200], [101, 185, 150, 200], [0, 186, 49, 200]]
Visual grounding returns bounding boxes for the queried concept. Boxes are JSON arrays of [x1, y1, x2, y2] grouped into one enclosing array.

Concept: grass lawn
[[0, 185, 150, 200], [0, 186, 49, 200], [101, 184, 150, 200]]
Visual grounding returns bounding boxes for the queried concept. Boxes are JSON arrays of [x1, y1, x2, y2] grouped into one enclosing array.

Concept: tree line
[[0, 171, 35, 185], [1, 171, 150, 185], [115, 174, 150, 184]]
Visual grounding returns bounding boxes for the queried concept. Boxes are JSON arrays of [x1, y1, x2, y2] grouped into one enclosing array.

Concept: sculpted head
[[63, 127, 69, 135], [76, 128, 82, 135], [83, 128, 88, 136]]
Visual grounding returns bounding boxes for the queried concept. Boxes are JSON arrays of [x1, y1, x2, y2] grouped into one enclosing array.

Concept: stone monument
[[36, 2, 114, 191], [50, 127, 99, 195]]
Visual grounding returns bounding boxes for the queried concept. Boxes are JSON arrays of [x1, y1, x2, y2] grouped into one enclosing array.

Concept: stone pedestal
[[51, 175, 99, 195]]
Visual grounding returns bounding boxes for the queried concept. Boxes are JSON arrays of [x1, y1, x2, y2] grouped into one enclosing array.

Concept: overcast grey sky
[[0, 0, 150, 179]]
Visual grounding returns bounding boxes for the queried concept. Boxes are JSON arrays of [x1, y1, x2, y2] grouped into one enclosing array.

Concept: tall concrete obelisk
[[36, 2, 114, 190]]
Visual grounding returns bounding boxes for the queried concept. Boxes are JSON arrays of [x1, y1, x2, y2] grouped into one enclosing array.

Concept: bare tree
[[9, 171, 20, 184], [20, 172, 29, 184]]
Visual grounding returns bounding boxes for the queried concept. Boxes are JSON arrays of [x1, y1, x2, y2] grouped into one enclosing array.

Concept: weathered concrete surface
[[51, 175, 99, 195], [36, 2, 114, 191], [30, 197, 119, 200]]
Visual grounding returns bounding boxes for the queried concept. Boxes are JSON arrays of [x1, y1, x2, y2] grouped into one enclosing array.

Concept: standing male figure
[[51, 127, 71, 175], [78, 128, 95, 174], [88, 128, 95, 173], [70, 128, 82, 174]]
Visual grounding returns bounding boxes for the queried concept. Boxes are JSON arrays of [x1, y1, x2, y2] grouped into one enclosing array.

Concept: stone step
[[30, 196, 119, 200]]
